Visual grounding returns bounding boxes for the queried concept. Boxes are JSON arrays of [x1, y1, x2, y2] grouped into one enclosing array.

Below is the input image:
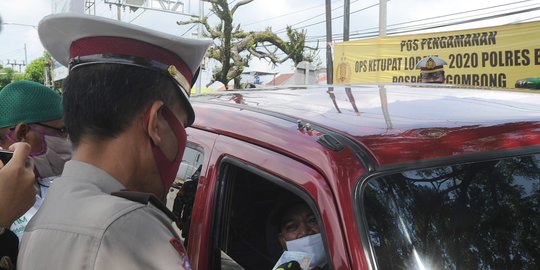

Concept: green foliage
[[23, 56, 47, 83], [0, 67, 16, 89], [22, 52, 54, 85], [12, 73, 24, 82]]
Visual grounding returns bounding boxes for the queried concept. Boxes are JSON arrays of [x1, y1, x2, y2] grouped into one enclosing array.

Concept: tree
[[178, 0, 317, 89], [23, 52, 53, 85], [0, 66, 20, 89]]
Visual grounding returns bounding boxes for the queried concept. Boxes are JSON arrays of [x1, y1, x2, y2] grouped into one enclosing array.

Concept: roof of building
[[265, 73, 294, 86]]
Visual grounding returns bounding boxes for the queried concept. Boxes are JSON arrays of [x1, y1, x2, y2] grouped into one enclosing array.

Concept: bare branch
[[305, 40, 319, 50], [205, 78, 217, 88], [177, 17, 220, 38], [231, 0, 254, 14], [261, 43, 278, 54], [176, 19, 199, 26], [248, 48, 290, 64]]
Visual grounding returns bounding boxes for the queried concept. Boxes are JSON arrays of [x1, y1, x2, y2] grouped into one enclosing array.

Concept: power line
[[243, 0, 344, 27], [388, 4, 540, 33], [305, 5, 540, 43], [384, 0, 535, 29], [304, 1, 540, 41], [389, 5, 540, 35], [275, 0, 367, 34], [129, 9, 147, 23], [181, 22, 198, 36]]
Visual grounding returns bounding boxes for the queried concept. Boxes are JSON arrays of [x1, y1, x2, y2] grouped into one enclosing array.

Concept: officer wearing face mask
[[17, 13, 211, 270], [272, 197, 329, 270], [0, 80, 72, 241]]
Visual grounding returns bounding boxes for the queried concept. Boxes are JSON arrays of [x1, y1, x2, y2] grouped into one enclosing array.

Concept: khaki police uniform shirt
[[17, 160, 190, 270]]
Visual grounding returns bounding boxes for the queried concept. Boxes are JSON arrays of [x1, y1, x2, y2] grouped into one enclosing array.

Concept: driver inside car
[[272, 197, 328, 270]]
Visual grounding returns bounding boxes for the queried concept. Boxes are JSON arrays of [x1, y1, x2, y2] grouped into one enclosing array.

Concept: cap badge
[[168, 65, 191, 97], [426, 58, 436, 69]]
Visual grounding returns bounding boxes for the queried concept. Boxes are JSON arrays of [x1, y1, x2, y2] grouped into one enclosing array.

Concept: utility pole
[[117, 1, 122, 21], [379, 0, 387, 36], [344, 0, 350, 41], [325, 0, 333, 84], [24, 43, 28, 67], [304, 62, 310, 85], [196, 0, 203, 94]]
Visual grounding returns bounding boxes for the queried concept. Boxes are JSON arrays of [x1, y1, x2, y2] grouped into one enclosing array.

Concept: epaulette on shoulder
[[111, 191, 177, 222]]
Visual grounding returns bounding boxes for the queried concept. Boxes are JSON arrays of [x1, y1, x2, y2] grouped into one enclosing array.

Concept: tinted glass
[[362, 154, 540, 269]]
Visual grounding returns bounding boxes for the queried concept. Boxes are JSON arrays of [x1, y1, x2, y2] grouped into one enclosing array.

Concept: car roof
[[191, 84, 540, 167]]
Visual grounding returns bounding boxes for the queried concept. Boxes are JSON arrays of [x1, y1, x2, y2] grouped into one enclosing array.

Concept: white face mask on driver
[[32, 135, 73, 178], [285, 233, 327, 268]]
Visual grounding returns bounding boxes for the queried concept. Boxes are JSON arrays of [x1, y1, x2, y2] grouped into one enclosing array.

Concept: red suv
[[172, 85, 540, 270]]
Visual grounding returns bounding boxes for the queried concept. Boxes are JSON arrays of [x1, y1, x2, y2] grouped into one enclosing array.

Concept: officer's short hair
[[63, 64, 179, 146]]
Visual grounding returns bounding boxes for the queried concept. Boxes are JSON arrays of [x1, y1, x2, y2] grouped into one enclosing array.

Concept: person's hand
[[0, 142, 36, 227]]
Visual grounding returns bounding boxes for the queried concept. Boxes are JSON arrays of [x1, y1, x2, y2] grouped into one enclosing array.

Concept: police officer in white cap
[[17, 13, 211, 270], [416, 56, 447, 84]]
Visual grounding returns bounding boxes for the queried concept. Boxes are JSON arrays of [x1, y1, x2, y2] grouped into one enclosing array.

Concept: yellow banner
[[333, 21, 540, 88]]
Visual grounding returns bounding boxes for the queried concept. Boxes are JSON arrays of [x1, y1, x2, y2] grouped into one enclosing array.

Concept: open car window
[[361, 154, 540, 269], [212, 161, 330, 270]]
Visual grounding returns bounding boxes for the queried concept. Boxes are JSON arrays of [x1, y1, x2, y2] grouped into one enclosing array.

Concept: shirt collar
[[61, 160, 126, 194]]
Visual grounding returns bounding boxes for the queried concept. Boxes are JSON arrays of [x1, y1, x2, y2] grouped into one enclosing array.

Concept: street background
[[1, 0, 539, 88]]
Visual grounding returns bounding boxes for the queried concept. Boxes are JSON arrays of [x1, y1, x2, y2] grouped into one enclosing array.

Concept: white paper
[[272, 251, 312, 270]]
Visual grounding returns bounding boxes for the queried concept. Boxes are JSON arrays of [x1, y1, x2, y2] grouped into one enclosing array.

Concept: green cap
[[0, 80, 63, 129]]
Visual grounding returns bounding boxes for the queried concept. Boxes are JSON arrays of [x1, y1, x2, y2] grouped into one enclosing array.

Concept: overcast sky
[[1, 0, 539, 86]]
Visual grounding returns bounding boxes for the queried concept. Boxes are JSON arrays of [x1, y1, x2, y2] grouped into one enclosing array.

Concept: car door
[[187, 134, 352, 270]]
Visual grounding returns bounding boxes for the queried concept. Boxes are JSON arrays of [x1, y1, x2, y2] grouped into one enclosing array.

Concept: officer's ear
[[14, 123, 31, 142], [145, 101, 165, 145]]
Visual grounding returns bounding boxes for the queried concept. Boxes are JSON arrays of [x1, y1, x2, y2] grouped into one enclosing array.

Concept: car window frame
[[354, 145, 540, 270]]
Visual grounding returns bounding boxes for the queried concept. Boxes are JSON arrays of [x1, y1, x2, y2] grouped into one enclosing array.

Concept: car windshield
[[361, 154, 540, 269]]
